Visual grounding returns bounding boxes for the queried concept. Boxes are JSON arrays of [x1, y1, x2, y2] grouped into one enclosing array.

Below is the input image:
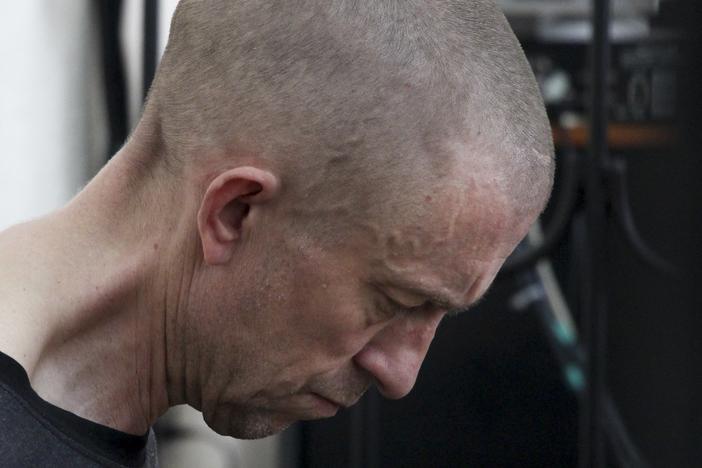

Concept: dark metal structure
[[97, 0, 128, 159], [582, 0, 612, 466], [298, 1, 700, 467], [143, 0, 159, 101], [98, 0, 159, 161]]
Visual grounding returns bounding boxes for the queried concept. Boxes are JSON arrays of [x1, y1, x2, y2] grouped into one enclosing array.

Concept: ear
[[197, 166, 279, 265]]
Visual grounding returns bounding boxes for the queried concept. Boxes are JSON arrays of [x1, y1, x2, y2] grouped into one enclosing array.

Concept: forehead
[[357, 178, 529, 299]]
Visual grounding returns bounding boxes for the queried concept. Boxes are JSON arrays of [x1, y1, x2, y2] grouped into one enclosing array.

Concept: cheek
[[287, 286, 361, 355], [283, 271, 377, 361], [229, 239, 378, 372]]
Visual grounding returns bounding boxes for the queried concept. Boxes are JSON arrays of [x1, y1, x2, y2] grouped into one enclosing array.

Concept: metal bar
[[97, 0, 128, 159], [498, 0, 658, 17], [349, 399, 364, 468], [364, 389, 380, 468], [582, 0, 612, 466], [143, 0, 159, 100]]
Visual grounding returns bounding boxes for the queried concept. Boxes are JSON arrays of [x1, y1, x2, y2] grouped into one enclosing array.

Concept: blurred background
[[1, 1, 699, 467]]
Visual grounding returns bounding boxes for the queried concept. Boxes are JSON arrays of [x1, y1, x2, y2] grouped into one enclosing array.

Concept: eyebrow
[[438, 299, 477, 317], [445, 295, 488, 317], [386, 279, 478, 317]]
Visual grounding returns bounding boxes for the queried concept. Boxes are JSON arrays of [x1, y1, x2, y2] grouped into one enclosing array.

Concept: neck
[[0, 142, 184, 435]]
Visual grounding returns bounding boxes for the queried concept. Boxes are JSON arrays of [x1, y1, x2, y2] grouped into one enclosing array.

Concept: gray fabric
[[144, 431, 158, 468], [0, 351, 158, 467]]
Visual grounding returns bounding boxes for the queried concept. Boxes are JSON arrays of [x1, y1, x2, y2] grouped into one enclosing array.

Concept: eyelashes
[[382, 295, 433, 316], [366, 284, 439, 327]]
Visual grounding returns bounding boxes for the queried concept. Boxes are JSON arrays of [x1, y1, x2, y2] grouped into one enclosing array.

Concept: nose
[[352, 309, 444, 399]]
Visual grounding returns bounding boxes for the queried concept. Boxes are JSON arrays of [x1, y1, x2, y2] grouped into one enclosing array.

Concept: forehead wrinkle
[[374, 271, 474, 312], [371, 250, 508, 317]]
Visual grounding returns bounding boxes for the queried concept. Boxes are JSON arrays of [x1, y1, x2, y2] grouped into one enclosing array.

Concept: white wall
[[0, 1, 106, 230]]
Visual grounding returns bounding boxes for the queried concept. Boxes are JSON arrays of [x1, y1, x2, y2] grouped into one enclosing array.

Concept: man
[[0, 0, 553, 466]]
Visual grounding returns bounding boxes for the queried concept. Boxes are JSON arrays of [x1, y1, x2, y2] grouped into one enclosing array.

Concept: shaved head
[[79, 0, 557, 440], [143, 0, 553, 242], [0, 0, 558, 446]]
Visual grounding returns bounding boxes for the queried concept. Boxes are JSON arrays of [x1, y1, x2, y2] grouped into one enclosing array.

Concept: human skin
[[181, 156, 531, 438], [0, 116, 535, 439]]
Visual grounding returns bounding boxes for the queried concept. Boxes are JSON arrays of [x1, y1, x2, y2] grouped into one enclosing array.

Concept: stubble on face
[[191, 226, 379, 439], [191, 153, 532, 440], [205, 363, 371, 439]]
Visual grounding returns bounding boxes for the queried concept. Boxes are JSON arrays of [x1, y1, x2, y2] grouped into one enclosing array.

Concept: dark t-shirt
[[0, 351, 158, 467]]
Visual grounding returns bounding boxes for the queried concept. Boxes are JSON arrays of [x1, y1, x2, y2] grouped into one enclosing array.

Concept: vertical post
[[98, 0, 128, 159], [349, 389, 380, 468], [143, 0, 159, 100], [582, 0, 611, 466]]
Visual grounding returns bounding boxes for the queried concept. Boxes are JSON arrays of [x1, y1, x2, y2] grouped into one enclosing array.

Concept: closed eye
[[384, 296, 434, 315]]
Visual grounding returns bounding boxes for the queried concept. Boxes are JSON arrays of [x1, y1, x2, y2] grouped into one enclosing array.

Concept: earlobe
[[197, 166, 279, 265]]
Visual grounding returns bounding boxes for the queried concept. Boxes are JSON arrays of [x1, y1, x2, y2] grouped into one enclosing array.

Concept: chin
[[204, 405, 293, 439], [229, 421, 292, 440]]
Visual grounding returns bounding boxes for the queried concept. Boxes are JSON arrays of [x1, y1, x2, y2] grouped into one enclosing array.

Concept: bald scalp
[[146, 0, 554, 238]]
